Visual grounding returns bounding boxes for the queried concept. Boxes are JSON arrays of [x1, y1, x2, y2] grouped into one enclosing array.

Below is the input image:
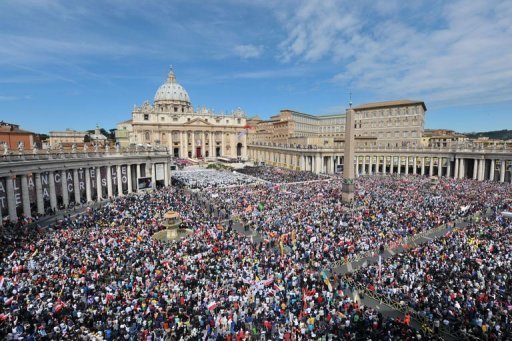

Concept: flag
[[321, 271, 332, 292], [0, 276, 4, 289], [97, 254, 103, 265], [237, 130, 247, 139], [207, 302, 218, 311]]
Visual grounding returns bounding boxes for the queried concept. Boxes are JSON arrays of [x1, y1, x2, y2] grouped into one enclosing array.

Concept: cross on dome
[[167, 65, 176, 83]]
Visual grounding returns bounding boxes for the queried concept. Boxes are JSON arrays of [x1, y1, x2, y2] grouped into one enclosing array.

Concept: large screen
[[137, 177, 152, 190]]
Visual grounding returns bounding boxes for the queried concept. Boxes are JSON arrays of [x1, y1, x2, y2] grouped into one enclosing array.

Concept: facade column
[[73, 169, 80, 204], [300, 155, 305, 171], [397, 157, 401, 175], [438, 158, 443, 177], [383, 156, 387, 174], [429, 157, 434, 176], [447, 158, 452, 178], [6, 176, 17, 222], [362, 156, 366, 175], [405, 156, 409, 175], [413, 157, 417, 175], [35, 173, 44, 215], [473, 159, 478, 180], [368, 156, 373, 175], [500, 161, 506, 182], [201, 132, 206, 158], [117, 165, 123, 196], [454, 158, 459, 179], [179, 132, 184, 158], [127, 165, 133, 193], [21, 175, 31, 218], [242, 134, 248, 159], [209, 133, 214, 158], [85, 168, 92, 202], [96, 167, 102, 200], [221, 133, 225, 157], [48, 171, 57, 210], [421, 157, 425, 175], [184, 132, 189, 158], [61, 170, 69, 207], [490, 159, 495, 181], [390, 157, 395, 174], [106, 166, 113, 198]]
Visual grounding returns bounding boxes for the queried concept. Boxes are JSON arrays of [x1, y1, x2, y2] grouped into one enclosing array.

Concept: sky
[[0, 0, 511, 134]]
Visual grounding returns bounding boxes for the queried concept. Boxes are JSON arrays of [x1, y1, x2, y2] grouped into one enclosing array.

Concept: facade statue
[[83, 143, 88, 152], [71, 144, 77, 153], [18, 141, 24, 153], [115, 143, 120, 153], [105, 144, 110, 153], [94, 143, 99, 153], [32, 142, 38, 154], [3, 143, 8, 155]]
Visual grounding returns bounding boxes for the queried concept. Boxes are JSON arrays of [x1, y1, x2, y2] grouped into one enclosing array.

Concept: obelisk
[[342, 104, 355, 203]]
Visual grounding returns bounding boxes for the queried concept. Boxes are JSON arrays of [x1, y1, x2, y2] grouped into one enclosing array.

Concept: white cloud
[[275, 0, 512, 107], [233, 44, 264, 59]]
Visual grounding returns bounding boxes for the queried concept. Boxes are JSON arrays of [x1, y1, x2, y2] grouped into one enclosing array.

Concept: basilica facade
[[116, 68, 248, 160]]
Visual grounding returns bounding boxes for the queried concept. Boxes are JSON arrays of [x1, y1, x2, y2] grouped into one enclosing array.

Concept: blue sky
[[0, 0, 511, 134]]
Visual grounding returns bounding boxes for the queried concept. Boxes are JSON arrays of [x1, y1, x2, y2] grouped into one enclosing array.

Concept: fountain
[[153, 211, 193, 241]]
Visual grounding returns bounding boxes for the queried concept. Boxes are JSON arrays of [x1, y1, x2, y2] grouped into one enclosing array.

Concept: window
[[144, 131, 150, 140], [237, 118, 241, 124], [143, 114, 149, 120], [173, 117, 178, 122], [161, 117, 165, 121], [174, 107, 178, 112]]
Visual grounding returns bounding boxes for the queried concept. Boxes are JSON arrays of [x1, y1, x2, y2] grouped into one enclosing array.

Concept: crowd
[[0, 167, 511, 340], [237, 166, 322, 184], [171, 169, 258, 189], [345, 216, 512, 339]]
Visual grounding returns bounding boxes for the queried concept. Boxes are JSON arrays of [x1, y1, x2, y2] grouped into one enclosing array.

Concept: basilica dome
[[154, 68, 191, 103]]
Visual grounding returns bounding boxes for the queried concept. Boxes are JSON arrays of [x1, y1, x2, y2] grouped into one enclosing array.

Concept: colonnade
[[248, 146, 512, 183], [0, 160, 171, 223]]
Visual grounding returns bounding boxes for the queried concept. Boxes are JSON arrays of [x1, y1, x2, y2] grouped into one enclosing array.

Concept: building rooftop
[[352, 99, 427, 111]]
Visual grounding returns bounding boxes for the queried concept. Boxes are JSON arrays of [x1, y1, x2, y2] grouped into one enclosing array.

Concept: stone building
[[117, 68, 248, 160], [0, 122, 37, 152], [248, 100, 426, 149]]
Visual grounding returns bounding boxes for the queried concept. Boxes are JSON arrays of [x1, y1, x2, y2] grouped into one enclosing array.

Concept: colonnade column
[[412, 157, 417, 175], [127, 165, 133, 193], [85, 168, 92, 202], [368, 156, 373, 175], [164, 162, 170, 187], [459, 159, 465, 179], [117, 165, 123, 196], [383, 157, 387, 174], [96, 167, 102, 200], [48, 171, 57, 210], [420, 157, 425, 175], [61, 170, 69, 207], [490, 160, 495, 181], [437, 158, 443, 177], [429, 158, 434, 176], [151, 163, 156, 189], [447, 158, 451, 178], [300, 155, 305, 171], [73, 169, 80, 204], [405, 157, 409, 175], [6, 176, 17, 222], [362, 156, 366, 175], [397, 157, 401, 175], [389, 157, 394, 174], [500, 161, 506, 182], [107, 166, 113, 198], [454, 158, 460, 179], [21, 174, 31, 218], [35, 173, 44, 215]]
